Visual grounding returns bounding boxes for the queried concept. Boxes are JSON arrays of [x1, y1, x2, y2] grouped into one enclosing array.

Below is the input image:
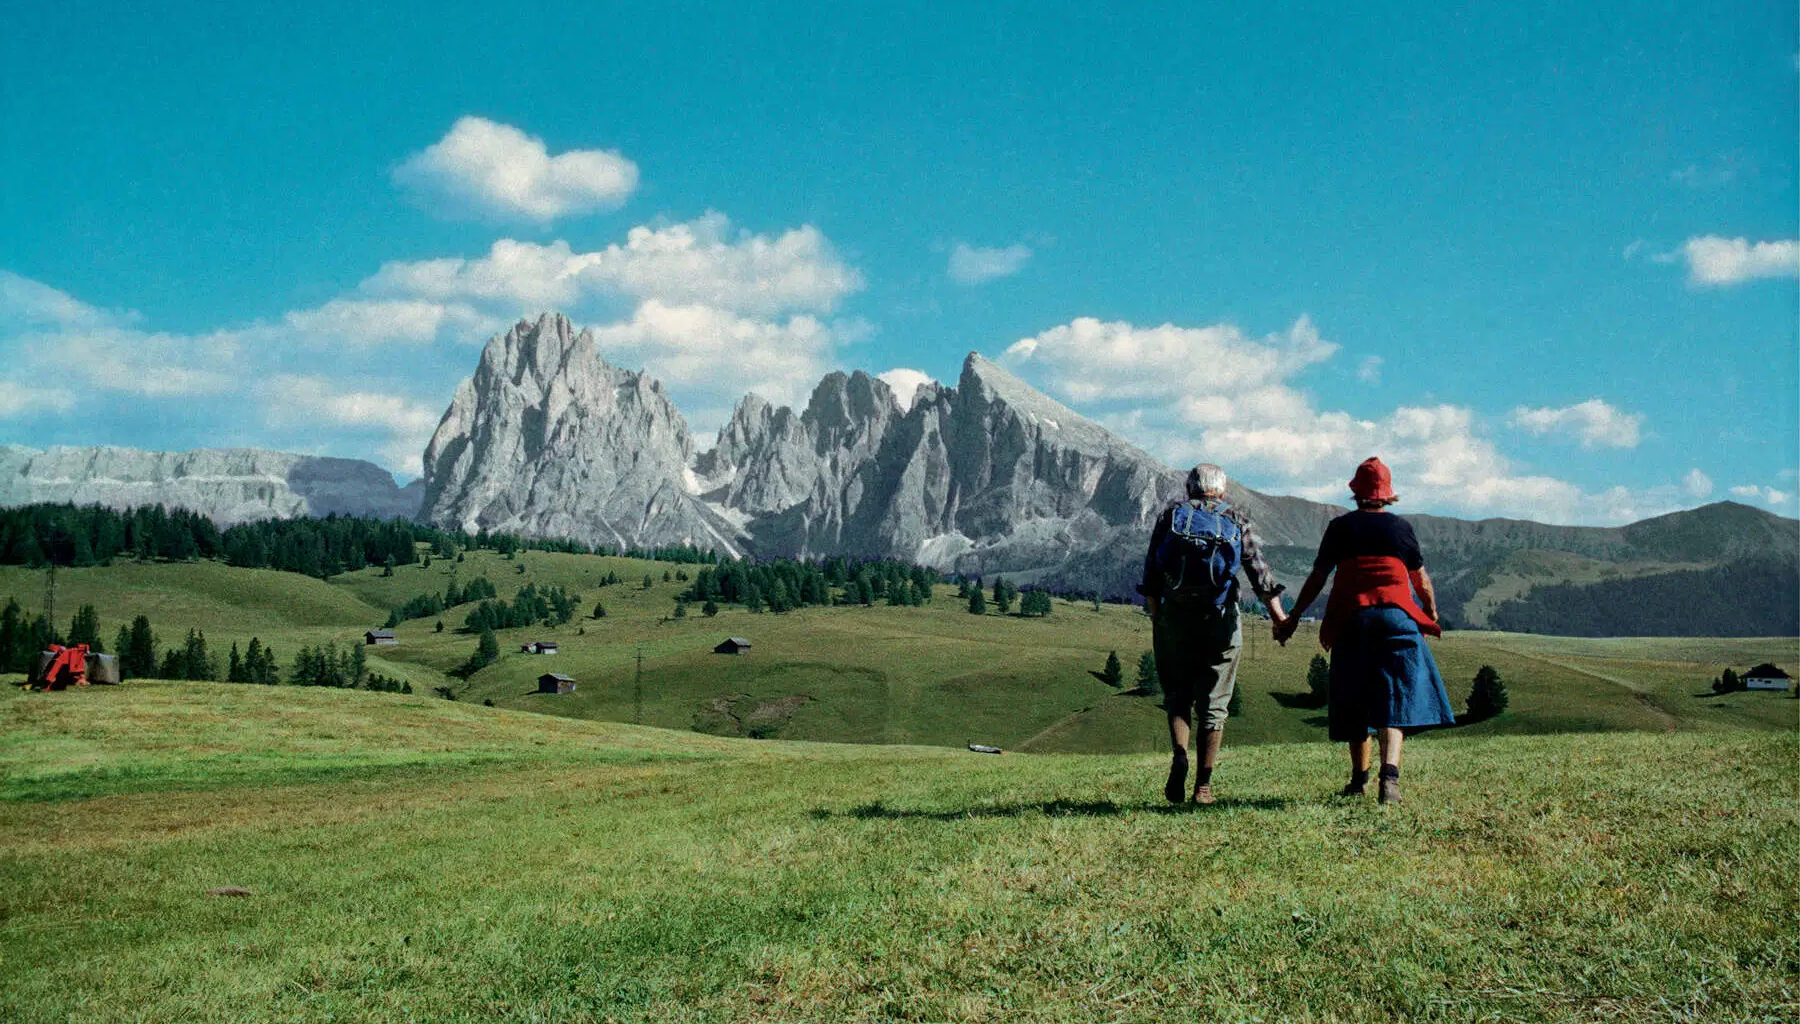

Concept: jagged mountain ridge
[[417, 313, 1800, 627], [0, 445, 421, 523], [418, 313, 744, 554]]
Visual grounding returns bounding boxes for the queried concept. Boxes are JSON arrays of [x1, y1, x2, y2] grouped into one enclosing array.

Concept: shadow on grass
[[811, 795, 1292, 821], [1269, 691, 1327, 709]]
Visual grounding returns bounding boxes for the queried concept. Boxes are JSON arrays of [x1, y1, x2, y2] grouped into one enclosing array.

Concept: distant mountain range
[[6, 312, 1795, 636]]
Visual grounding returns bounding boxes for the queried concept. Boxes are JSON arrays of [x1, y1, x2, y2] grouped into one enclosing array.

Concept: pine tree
[[352, 641, 367, 688], [67, 604, 104, 651], [1306, 654, 1331, 707], [703, 600, 719, 617], [476, 626, 499, 668], [1136, 651, 1160, 695], [593, 601, 607, 619], [642, 574, 654, 590], [673, 601, 687, 619], [1467, 665, 1508, 720], [123, 615, 158, 679], [1101, 650, 1124, 688], [967, 588, 987, 614], [382, 555, 396, 577], [228, 643, 245, 683]]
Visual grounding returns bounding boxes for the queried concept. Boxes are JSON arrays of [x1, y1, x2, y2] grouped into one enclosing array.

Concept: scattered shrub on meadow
[[1136, 650, 1160, 695], [1101, 650, 1123, 689], [1467, 665, 1509, 720]]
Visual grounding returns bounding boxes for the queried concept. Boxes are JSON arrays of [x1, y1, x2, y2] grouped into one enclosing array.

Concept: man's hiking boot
[[1378, 778, 1402, 805], [1192, 784, 1215, 806], [1164, 753, 1188, 804]]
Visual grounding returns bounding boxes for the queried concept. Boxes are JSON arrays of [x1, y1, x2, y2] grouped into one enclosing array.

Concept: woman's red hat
[[1349, 457, 1397, 502]]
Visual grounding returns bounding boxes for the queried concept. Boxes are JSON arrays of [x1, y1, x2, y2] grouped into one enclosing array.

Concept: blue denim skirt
[[1328, 606, 1457, 742]]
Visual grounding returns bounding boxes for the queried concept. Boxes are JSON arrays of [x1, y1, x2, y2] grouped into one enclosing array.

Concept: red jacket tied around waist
[[1319, 556, 1440, 651]]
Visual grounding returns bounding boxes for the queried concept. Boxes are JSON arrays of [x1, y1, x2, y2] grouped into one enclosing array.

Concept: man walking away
[[1140, 464, 1289, 804]]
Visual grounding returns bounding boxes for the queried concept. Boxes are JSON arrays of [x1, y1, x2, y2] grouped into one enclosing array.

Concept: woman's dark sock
[[1378, 764, 1399, 780], [1350, 768, 1370, 788]]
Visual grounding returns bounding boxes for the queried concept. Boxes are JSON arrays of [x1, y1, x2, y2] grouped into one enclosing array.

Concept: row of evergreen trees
[[461, 583, 583, 633], [0, 502, 702, 581], [384, 577, 500, 628], [682, 558, 940, 613], [958, 577, 1053, 616]]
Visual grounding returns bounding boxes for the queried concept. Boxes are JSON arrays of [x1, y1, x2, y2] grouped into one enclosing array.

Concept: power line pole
[[44, 563, 57, 640]]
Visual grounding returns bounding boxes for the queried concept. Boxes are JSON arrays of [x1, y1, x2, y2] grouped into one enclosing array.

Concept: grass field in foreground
[[3, 551, 1795, 756], [1, 682, 1795, 1023]]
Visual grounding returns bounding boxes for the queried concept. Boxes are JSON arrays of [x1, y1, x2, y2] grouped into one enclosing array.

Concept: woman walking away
[[1274, 457, 1455, 804]]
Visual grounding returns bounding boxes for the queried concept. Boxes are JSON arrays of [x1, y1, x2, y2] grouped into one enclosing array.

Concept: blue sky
[[2, 1, 1795, 523]]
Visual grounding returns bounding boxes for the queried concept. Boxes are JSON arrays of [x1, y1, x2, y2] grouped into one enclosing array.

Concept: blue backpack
[[1153, 500, 1243, 614]]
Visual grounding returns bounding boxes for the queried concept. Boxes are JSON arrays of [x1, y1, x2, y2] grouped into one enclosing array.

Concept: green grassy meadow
[[2, 681, 1796, 1023], [4, 549, 1794, 755]]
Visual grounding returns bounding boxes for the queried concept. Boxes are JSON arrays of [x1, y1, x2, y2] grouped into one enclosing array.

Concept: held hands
[[1271, 615, 1298, 646]]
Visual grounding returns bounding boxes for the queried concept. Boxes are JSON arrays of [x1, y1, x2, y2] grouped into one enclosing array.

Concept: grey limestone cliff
[[0, 445, 421, 523], [419, 313, 743, 553]]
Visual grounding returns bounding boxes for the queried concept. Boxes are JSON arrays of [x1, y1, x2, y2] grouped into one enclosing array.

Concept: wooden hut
[[714, 637, 752, 655], [537, 672, 576, 694], [364, 630, 398, 646]]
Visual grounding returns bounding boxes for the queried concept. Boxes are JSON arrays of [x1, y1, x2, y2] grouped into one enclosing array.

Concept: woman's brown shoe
[[1192, 784, 1215, 805], [1378, 778, 1402, 805]]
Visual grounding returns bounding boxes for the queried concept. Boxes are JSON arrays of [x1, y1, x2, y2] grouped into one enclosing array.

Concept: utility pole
[[633, 643, 644, 725], [44, 563, 57, 641]]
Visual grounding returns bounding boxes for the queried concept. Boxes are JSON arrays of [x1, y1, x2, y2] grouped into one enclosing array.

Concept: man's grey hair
[[1185, 463, 1228, 499]]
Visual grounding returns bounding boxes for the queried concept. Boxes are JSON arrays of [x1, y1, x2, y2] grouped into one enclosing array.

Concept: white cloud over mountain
[[877, 368, 935, 411], [1508, 399, 1644, 449], [261, 374, 445, 472], [1003, 315, 1695, 525], [392, 116, 639, 222], [0, 211, 866, 474], [948, 242, 1032, 285]]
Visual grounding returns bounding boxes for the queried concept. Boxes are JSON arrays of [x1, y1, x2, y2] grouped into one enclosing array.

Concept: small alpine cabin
[[1742, 664, 1792, 691], [714, 637, 752, 655], [537, 673, 576, 694]]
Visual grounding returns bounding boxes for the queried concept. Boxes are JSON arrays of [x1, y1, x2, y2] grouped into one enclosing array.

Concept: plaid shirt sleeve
[[1230, 509, 1285, 602]]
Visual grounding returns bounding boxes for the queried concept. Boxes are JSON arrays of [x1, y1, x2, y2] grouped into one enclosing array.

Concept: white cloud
[[284, 298, 494, 347], [363, 213, 861, 318], [1729, 484, 1793, 508], [1356, 355, 1383, 384], [31, 326, 240, 397], [1004, 315, 1336, 405], [1001, 314, 1706, 525], [261, 374, 444, 474], [877, 368, 935, 411], [1508, 399, 1644, 449], [1682, 469, 1714, 499], [392, 116, 638, 222], [1672, 236, 1800, 287], [589, 300, 838, 409], [947, 242, 1032, 285], [0, 379, 75, 418], [0, 271, 137, 331]]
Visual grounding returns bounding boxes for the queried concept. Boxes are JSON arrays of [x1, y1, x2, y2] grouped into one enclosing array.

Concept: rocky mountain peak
[[420, 313, 738, 553]]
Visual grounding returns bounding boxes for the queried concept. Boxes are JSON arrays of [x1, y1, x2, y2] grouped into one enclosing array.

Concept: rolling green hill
[[3, 548, 1794, 754], [1, 682, 1793, 1022]]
